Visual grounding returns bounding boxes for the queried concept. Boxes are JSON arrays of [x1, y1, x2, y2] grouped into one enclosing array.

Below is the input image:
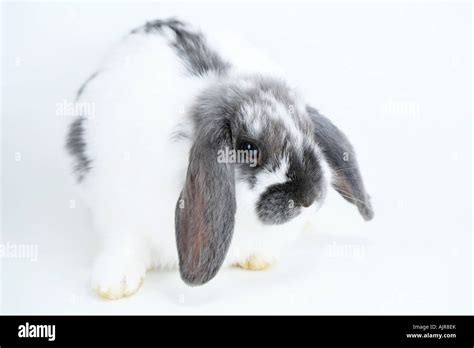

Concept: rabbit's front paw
[[235, 255, 274, 271], [91, 253, 146, 300]]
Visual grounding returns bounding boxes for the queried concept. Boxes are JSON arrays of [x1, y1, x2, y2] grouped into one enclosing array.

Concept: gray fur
[[307, 106, 374, 220], [134, 18, 231, 77], [67, 71, 98, 182], [257, 148, 326, 225], [175, 102, 236, 286], [66, 116, 91, 182]]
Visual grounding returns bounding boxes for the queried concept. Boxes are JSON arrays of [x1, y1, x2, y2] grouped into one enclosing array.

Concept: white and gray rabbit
[[66, 18, 373, 299]]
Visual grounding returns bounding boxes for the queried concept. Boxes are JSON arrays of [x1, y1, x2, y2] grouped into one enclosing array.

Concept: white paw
[[91, 252, 146, 300], [235, 254, 275, 271]]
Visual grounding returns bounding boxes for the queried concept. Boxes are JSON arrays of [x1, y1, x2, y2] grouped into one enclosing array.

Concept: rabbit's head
[[175, 75, 373, 286]]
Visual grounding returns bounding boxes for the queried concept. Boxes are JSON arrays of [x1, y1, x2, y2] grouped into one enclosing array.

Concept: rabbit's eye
[[238, 140, 258, 154], [236, 138, 261, 167]]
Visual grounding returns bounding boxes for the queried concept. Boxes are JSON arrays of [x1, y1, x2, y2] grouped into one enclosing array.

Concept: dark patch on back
[[138, 18, 185, 33], [68, 71, 98, 183], [66, 117, 91, 182], [132, 18, 231, 77]]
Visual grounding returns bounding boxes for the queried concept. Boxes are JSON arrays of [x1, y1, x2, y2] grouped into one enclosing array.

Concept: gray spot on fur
[[66, 117, 91, 182], [133, 18, 231, 77], [67, 71, 98, 182]]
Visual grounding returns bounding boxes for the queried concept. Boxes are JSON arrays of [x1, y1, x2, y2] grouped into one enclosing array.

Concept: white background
[[1, 0, 472, 314]]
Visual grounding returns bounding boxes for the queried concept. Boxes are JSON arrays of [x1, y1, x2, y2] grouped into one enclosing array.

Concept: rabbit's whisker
[[334, 187, 370, 206], [333, 166, 359, 174]]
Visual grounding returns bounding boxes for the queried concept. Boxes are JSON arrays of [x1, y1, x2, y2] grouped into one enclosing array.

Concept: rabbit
[[66, 18, 373, 300]]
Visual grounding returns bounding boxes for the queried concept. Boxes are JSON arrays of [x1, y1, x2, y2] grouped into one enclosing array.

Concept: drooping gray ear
[[175, 120, 236, 286], [307, 106, 373, 221]]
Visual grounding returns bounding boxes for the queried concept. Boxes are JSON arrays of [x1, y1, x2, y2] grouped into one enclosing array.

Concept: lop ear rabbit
[[66, 18, 373, 299]]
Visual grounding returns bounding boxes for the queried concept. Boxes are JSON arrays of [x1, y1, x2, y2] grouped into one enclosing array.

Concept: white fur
[[74, 27, 328, 296]]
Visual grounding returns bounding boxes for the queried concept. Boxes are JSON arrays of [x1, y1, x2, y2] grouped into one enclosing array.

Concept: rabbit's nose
[[298, 191, 316, 208], [300, 197, 314, 208]]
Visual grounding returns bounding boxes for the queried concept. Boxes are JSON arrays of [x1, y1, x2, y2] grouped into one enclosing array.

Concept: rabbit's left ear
[[175, 117, 236, 286], [307, 106, 374, 220]]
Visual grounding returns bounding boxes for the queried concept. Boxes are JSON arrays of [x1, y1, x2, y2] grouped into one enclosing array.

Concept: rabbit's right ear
[[175, 118, 236, 286], [307, 106, 374, 221]]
